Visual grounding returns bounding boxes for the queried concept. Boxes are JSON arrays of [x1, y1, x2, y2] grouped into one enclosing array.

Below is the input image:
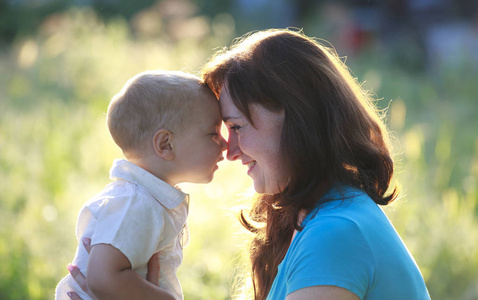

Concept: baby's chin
[[184, 166, 222, 184], [190, 174, 215, 185]]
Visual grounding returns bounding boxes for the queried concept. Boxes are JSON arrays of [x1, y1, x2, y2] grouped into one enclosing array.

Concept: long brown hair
[[201, 29, 398, 299]]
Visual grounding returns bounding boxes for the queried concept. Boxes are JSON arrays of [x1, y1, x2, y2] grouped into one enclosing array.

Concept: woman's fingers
[[67, 264, 89, 293], [67, 291, 83, 300], [65, 239, 96, 299], [65, 238, 92, 299]]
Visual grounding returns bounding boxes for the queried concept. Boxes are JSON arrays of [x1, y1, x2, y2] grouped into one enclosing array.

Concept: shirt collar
[[109, 159, 187, 209]]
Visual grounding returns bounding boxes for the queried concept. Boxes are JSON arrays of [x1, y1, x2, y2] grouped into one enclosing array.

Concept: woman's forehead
[[219, 89, 243, 120]]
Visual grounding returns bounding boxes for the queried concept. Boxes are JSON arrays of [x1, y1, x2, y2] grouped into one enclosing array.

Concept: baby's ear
[[152, 129, 174, 160]]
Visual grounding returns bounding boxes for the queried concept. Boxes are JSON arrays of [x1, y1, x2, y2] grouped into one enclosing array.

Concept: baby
[[55, 70, 227, 299]]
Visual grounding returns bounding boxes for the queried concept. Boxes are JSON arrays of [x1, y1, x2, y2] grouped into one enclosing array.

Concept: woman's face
[[219, 87, 288, 194]]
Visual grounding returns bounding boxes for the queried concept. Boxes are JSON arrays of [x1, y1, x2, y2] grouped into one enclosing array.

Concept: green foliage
[[0, 6, 477, 300], [351, 54, 478, 300], [0, 0, 71, 43]]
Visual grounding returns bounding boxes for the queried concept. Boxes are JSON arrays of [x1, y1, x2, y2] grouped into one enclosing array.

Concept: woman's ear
[[153, 129, 174, 160]]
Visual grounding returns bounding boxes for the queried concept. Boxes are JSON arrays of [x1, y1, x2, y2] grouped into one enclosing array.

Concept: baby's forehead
[[182, 89, 221, 115], [193, 88, 220, 105]]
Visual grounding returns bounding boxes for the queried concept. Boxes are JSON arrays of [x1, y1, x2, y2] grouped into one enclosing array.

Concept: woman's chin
[[252, 183, 283, 195], [252, 182, 264, 194]]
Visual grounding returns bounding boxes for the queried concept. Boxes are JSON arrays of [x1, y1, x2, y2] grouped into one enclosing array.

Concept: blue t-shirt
[[267, 186, 430, 300]]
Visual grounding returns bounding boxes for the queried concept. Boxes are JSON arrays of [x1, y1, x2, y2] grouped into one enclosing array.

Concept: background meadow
[[1, 1, 478, 299]]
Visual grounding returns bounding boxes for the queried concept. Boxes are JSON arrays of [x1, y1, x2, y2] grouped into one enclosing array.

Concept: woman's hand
[[67, 238, 161, 299], [67, 238, 96, 300], [67, 264, 93, 300]]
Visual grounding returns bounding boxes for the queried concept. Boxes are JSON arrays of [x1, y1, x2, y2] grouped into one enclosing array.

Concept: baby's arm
[[87, 243, 175, 300]]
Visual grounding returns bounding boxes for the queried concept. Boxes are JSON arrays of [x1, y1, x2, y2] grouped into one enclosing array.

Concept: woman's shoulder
[[299, 185, 395, 246], [301, 185, 401, 250], [304, 185, 379, 222]]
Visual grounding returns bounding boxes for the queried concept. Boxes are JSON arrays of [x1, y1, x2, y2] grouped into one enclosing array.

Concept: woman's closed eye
[[229, 122, 249, 133], [229, 125, 241, 133]]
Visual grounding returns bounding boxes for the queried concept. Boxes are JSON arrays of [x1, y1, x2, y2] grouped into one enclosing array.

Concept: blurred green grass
[[1, 7, 477, 300]]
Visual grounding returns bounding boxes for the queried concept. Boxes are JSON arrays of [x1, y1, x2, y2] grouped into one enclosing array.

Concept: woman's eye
[[230, 125, 241, 133], [228, 122, 249, 134]]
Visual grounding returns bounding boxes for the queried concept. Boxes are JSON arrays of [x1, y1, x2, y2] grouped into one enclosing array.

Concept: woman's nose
[[226, 134, 240, 161]]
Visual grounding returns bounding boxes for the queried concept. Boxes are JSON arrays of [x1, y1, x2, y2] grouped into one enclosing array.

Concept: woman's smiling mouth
[[246, 161, 257, 174]]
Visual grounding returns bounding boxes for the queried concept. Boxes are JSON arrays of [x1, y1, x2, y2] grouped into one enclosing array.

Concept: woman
[[69, 29, 430, 299], [201, 29, 429, 300]]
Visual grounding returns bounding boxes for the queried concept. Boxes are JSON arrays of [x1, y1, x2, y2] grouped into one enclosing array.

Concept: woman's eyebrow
[[222, 116, 242, 122]]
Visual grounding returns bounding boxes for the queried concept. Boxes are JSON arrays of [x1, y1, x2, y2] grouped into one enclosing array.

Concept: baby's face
[[171, 91, 227, 184]]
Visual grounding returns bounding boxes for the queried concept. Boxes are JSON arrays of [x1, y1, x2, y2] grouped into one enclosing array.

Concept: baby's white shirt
[[55, 159, 189, 300]]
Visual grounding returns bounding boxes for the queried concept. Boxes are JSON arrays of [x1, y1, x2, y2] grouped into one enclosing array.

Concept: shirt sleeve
[[91, 194, 165, 269], [285, 216, 374, 299]]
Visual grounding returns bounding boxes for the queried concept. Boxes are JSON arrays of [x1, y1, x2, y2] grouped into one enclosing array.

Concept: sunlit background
[[1, 0, 477, 299]]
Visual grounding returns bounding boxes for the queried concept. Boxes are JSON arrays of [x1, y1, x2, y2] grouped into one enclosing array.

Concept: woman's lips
[[246, 161, 256, 175]]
